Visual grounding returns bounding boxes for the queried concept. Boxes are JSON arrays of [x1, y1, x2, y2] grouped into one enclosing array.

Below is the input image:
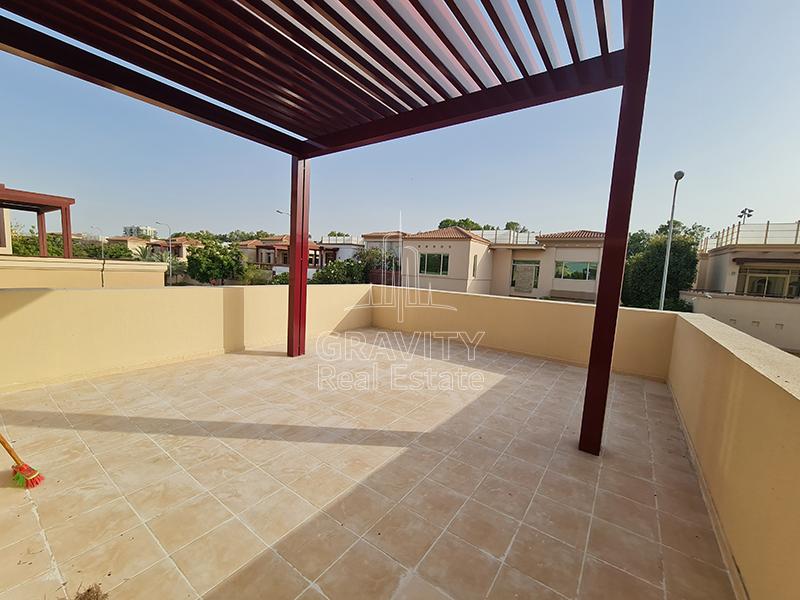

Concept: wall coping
[[677, 312, 800, 399], [0, 255, 167, 273], [681, 290, 800, 305]]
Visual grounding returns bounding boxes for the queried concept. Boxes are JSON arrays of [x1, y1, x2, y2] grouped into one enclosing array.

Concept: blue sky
[[1, 2, 798, 240]]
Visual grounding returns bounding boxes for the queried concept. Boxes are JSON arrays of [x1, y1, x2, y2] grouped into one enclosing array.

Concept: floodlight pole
[[658, 171, 685, 310]]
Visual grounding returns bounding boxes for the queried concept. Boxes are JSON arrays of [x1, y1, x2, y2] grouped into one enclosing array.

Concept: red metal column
[[36, 211, 47, 256], [287, 156, 310, 357], [579, 0, 654, 455], [60, 206, 73, 258]]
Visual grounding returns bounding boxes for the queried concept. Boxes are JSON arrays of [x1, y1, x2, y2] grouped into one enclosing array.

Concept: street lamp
[[658, 170, 685, 311], [155, 220, 172, 285], [738, 207, 754, 224]]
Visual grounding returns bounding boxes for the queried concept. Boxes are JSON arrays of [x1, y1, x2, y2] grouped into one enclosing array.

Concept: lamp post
[[155, 220, 172, 285], [738, 207, 754, 224], [658, 170, 685, 310]]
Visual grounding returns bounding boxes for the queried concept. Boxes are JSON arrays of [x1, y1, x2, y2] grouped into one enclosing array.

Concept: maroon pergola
[[0, 0, 654, 455], [0, 182, 75, 258]]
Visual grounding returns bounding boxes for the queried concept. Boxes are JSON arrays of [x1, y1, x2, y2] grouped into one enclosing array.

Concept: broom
[[0, 432, 44, 488]]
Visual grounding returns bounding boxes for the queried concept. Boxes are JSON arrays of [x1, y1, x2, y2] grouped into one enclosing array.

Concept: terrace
[[1, 1, 798, 599]]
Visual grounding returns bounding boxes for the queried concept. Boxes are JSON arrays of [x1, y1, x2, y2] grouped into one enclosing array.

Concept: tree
[[438, 217, 492, 230], [621, 235, 697, 311], [627, 229, 652, 258], [655, 221, 708, 246], [311, 258, 365, 284], [186, 238, 245, 284], [504, 221, 529, 232], [327, 230, 349, 237], [269, 272, 290, 285]]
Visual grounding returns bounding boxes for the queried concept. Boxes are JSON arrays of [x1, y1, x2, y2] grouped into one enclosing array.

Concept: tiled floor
[[0, 329, 736, 599]]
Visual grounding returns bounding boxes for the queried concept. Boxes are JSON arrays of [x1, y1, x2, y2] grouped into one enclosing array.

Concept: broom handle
[[0, 433, 24, 466]]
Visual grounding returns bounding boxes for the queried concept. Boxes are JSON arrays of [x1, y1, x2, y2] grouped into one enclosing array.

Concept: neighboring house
[[400, 227, 604, 301], [0, 209, 11, 255], [242, 234, 322, 277], [147, 236, 203, 261], [123, 225, 158, 238], [106, 235, 149, 255], [363, 231, 406, 260], [319, 235, 364, 264], [684, 221, 800, 353]]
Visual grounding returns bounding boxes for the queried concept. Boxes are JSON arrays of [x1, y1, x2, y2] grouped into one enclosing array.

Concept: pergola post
[[287, 156, 310, 357], [36, 211, 47, 257], [579, 0, 654, 455], [60, 206, 73, 258]]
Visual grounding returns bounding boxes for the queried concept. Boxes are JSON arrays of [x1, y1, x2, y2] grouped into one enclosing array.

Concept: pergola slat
[[555, 0, 584, 63], [0, 15, 307, 155], [303, 52, 624, 157], [480, 0, 538, 77], [594, 0, 610, 55], [444, 0, 515, 83], [518, 0, 563, 70]]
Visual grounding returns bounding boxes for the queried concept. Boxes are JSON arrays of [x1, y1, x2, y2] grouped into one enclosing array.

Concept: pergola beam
[[303, 52, 624, 158], [0, 16, 307, 156], [287, 158, 311, 357]]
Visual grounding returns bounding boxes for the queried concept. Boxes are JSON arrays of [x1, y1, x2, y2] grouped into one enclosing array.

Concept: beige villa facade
[[399, 227, 604, 301]]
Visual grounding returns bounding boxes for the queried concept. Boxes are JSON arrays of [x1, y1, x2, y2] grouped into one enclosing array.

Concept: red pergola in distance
[[0, 0, 655, 455], [0, 183, 75, 258]]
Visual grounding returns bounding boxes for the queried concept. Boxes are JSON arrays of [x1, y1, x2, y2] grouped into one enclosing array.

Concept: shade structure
[[0, 0, 655, 454]]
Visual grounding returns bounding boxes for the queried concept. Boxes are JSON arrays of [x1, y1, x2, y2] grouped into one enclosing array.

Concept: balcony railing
[[701, 220, 800, 251]]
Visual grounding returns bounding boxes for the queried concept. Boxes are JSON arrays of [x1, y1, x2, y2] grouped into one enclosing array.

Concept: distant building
[[123, 225, 158, 238], [106, 236, 149, 255], [399, 227, 605, 301], [684, 220, 800, 353], [147, 236, 203, 262]]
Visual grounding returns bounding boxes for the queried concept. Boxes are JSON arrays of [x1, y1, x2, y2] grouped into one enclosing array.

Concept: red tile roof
[[405, 226, 491, 244], [536, 229, 604, 240], [362, 230, 407, 238]]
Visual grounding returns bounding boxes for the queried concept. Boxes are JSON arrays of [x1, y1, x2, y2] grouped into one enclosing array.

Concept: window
[[472, 255, 478, 277], [419, 253, 449, 275], [511, 260, 539, 290], [735, 267, 800, 298], [554, 261, 598, 280]]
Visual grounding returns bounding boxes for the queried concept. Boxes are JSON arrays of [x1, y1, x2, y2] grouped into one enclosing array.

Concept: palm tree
[[134, 245, 156, 261]]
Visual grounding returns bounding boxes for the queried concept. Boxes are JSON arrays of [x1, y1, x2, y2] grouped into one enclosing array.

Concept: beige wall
[[668, 314, 800, 600], [682, 291, 800, 352], [372, 286, 676, 380], [0, 209, 11, 255], [402, 239, 476, 292], [465, 240, 492, 294], [0, 256, 167, 289], [0, 284, 372, 391]]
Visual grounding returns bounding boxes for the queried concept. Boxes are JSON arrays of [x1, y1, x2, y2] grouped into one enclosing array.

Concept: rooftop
[[537, 230, 605, 240], [0, 329, 734, 600], [406, 226, 492, 244]]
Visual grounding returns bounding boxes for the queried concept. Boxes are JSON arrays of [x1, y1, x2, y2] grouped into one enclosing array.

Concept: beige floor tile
[[0, 534, 51, 594], [60, 525, 166, 597], [428, 457, 484, 496], [365, 506, 442, 567], [655, 484, 712, 527], [394, 574, 452, 600], [473, 473, 533, 520], [47, 497, 140, 562], [659, 512, 724, 568], [662, 547, 735, 600], [296, 587, 327, 600], [126, 470, 205, 520], [549, 450, 601, 484], [491, 454, 545, 490], [262, 450, 323, 485], [400, 478, 466, 527], [537, 470, 594, 513], [186, 447, 253, 488], [416, 430, 464, 454], [148, 492, 230, 553], [324, 484, 394, 534], [418, 532, 500, 600], [274, 512, 357, 580], [487, 565, 563, 600], [0, 570, 67, 600], [448, 498, 517, 558], [524, 494, 590, 548], [594, 489, 659, 540], [289, 465, 355, 507], [598, 469, 656, 507], [35, 475, 121, 530], [204, 549, 307, 600], [318, 540, 406, 600], [209, 468, 283, 514], [240, 488, 316, 545], [505, 524, 582, 598], [171, 519, 265, 595], [587, 519, 663, 585], [467, 425, 514, 452], [0, 504, 40, 550], [169, 436, 227, 469], [579, 555, 663, 600], [109, 558, 196, 600], [106, 452, 182, 494], [363, 461, 426, 501], [505, 439, 554, 467], [450, 440, 501, 471]]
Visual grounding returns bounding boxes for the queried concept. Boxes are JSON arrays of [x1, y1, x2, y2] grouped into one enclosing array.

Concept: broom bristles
[[12, 463, 44, 489]]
